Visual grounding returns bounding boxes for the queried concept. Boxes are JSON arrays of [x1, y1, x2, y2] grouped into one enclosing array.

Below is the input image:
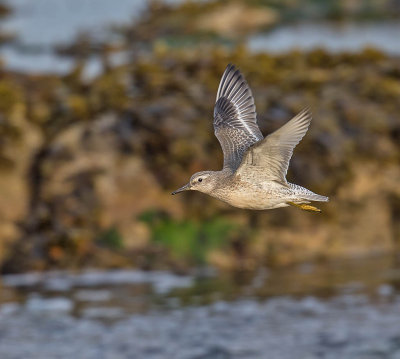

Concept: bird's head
[[171, 171, 217, 195]]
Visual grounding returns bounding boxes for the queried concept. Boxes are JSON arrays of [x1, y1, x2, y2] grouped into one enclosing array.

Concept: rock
[[196, 3, 278, 37]]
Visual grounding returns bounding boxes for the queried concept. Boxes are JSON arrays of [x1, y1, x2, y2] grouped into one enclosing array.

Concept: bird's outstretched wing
[[236, 108, 311, 184], [214, 64, 263, 171]]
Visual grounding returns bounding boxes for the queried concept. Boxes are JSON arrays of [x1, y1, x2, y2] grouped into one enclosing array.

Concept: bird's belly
[[213, 182, 290, 210]]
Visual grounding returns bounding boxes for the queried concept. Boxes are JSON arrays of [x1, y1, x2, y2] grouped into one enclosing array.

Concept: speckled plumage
[[172, 64, 329, 211]]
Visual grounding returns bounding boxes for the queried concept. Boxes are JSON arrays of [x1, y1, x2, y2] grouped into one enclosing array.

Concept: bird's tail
[[287, 183, 329, 212], [302, 193, 329, 202]]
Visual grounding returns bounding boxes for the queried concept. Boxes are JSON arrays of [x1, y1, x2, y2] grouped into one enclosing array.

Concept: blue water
[[248, 22, 400, 55], [2, 0, 145, 46], [1, 1, 400, 76], [0, 0, 147, 76]]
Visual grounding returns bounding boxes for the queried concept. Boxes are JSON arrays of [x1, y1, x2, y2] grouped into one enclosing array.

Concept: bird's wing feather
[[236, 108, 311, 184], [214, 64, 263, 171]]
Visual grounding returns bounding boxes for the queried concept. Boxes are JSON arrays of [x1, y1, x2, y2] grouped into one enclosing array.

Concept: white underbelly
[[225, 195, 289, 210], [213, 182, 291, 210]]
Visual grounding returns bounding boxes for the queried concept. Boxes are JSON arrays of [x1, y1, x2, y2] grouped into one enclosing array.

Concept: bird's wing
[[236, 108, 311, 184], [214, 64, 263, 171]]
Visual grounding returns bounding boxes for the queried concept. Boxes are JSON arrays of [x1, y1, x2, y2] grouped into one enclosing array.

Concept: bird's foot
[[288, 202, 321, 213]]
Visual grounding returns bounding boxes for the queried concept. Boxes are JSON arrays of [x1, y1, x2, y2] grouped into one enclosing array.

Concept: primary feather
[[214, 64, 263, 171]]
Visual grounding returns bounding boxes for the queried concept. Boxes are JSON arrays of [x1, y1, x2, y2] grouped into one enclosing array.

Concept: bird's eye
[[198, 178, 203, 182]]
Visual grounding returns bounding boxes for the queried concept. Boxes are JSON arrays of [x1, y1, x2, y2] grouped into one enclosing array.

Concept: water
[[248, 22, 400, 55], [2, 0, 145, 46], [1, 256, 400, 358], [1, 255, 399, 318], [2, 296, 400, 359], [0, 0, 144, 76], [0, 269, 195, 318], [1, 0, 400, 76]]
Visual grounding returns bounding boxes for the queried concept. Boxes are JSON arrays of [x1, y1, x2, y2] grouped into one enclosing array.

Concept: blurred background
[[0, 0, 400, 358]]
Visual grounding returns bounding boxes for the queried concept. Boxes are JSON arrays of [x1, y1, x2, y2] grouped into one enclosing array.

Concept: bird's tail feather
[[303, 193, 329, 202], [288, 183, 329, 203]]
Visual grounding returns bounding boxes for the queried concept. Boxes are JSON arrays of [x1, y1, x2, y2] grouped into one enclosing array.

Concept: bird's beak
[[171, 183, 190, 195]]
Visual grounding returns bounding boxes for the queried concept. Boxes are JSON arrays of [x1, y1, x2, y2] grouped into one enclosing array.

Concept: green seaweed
[[139, 211, 238, 265], [97, 226, 124, 250]]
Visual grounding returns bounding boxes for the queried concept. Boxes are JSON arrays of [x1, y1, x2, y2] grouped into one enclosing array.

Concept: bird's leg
[[287, 202, 321, 213]]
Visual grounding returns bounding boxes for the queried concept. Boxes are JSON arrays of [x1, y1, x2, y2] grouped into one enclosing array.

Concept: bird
[[172, 64, 329, 212]]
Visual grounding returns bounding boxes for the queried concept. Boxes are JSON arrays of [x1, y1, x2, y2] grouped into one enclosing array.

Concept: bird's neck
[[212, 169, 234, 188]]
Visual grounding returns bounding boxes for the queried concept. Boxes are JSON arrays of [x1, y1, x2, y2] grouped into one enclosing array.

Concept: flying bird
[[172, 64, 328, 212]]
